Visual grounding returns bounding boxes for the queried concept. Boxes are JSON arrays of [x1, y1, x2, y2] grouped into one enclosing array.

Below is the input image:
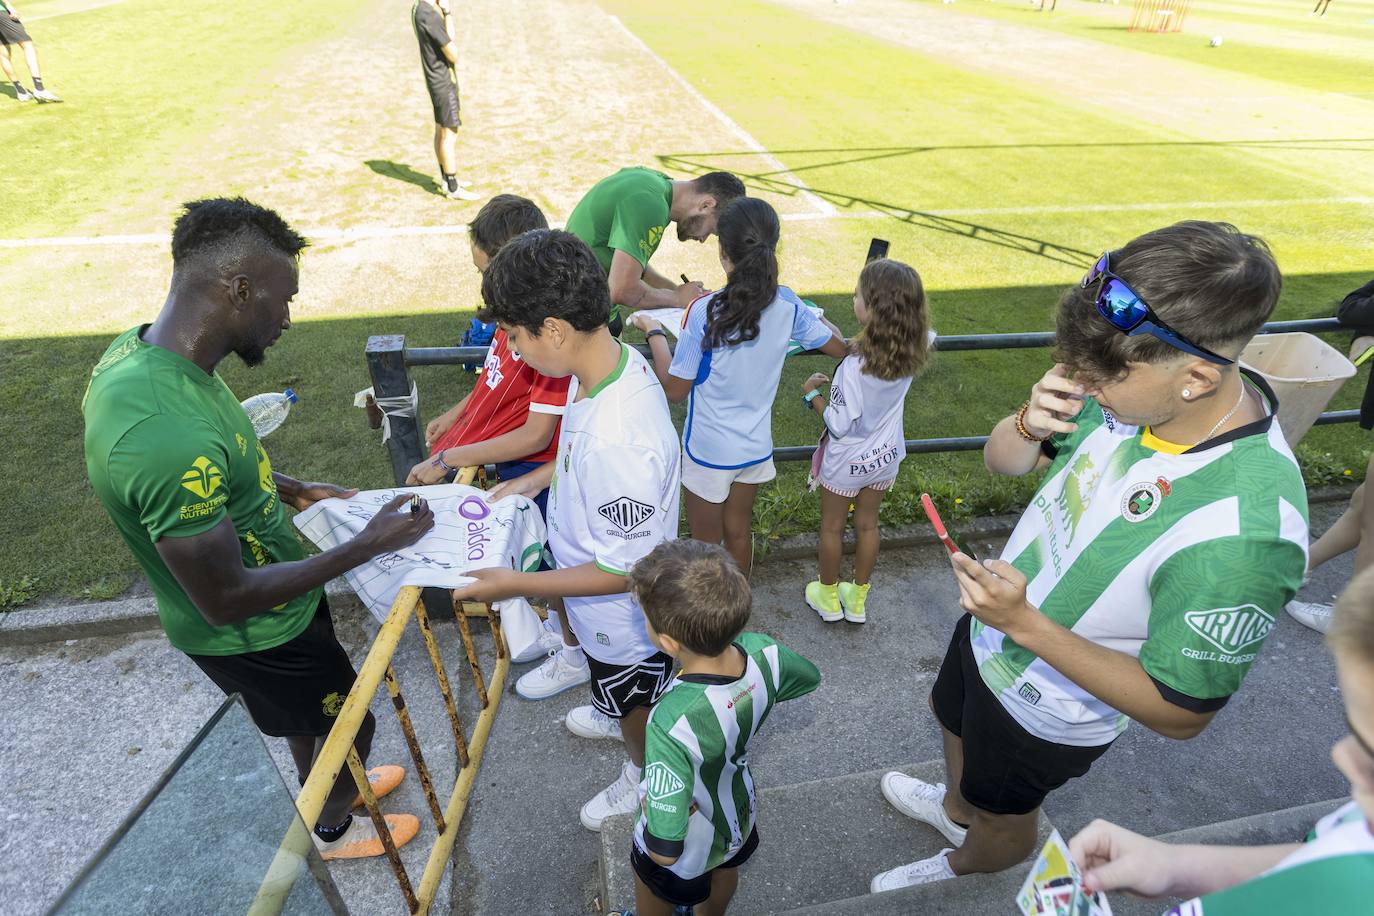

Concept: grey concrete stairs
[[597, 760, 1347, 916], [598, 759, 1052, 915]]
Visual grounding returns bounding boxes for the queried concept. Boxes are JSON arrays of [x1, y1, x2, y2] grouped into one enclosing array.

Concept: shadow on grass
[[365, 159, 441, 196], [3, 272, 1369, 601]]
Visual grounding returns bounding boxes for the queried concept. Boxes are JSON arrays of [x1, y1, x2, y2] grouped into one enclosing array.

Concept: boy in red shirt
[[408, 195, 592, 701], [407, 194, 567, 514]]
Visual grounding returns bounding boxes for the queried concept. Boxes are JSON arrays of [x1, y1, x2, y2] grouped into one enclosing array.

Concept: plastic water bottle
[[240, 389, 298, 438]]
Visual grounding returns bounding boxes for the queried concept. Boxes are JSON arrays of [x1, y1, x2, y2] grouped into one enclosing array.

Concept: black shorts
[[187, 596, 360, 738], [930, 615, 1113, 816], [587, 651, 674, 718], [425, 77, 461, 129], [0, 15, 33, 45], [631, 827, 759, 907]]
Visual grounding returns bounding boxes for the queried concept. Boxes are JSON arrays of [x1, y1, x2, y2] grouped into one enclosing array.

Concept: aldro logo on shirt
[[1182, 604, 1275, 664], [179, 456, 228, 520], [598, 497, 654, 539], [644, 761, 684, 813]]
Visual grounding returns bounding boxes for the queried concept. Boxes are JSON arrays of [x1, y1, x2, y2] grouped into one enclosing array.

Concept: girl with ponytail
[[633, 197, 847, 574]]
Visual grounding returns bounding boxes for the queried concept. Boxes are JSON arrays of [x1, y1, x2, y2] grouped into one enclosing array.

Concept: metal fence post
[[366, 335, 424, 485]]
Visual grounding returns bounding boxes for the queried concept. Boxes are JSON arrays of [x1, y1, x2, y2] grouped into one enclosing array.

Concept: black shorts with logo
[[0, 14, 33, 45], [631, 827, 759, 907], [930, 614, 1114, 816], [187, 596, 359, 738], [426, 76, 461, 129], [587, 650, 674, 719]]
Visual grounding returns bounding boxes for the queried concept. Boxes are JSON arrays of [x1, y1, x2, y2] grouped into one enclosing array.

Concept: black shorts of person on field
[[0, 15, 33, 45], [930, 614, 1114, 816], [187, 596, 359, 738], [587, 650, 674, 719], [426, 77, 461, 129], [631, 827, 759, 907]]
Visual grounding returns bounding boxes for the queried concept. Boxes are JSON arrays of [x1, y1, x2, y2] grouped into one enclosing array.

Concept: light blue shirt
[[670, 286, 833, 469]]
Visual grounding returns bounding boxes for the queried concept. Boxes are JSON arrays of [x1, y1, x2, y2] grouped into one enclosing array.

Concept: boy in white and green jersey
[[874, 222, 1309, 893], [1066, 562, 1374, 915], [625, 540, 821, 914]]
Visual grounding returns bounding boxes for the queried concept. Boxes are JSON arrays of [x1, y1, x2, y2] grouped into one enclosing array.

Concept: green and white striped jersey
[[1166, 800, 1374, 915], [972, 374, 1308, 746], [634, 632, 820, 879]]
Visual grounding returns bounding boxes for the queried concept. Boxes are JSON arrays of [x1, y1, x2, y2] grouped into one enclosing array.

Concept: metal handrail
[[367, 316, 1358, 482]]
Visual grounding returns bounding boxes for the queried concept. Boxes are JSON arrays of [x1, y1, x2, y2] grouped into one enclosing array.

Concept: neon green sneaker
[[805, 580, 843, 622], [838, 582, 870, 624]]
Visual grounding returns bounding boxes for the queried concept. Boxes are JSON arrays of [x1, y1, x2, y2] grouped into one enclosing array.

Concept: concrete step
[[783, 797, 1351, 916], [598, 759, 1052, 915]]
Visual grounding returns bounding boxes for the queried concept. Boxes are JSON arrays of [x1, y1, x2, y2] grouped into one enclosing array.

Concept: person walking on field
[[411, 0, 478, 200], [566, 167, 745, 336], [0, 0, 60, 102], [83, 197, 435, 861]]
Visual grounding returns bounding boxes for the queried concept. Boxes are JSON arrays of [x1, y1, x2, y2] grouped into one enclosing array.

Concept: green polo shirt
[[82, 327, 321, 656], [565, 167, 673, 320]]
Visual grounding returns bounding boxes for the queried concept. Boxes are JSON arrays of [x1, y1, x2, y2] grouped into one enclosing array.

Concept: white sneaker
[[565, 705, 623, 741], [535, 620, 565, 654], [580, 761, 641, 831], [1286, 600, 1334, 634], [880, 773, 968, 846], [442, 183, 480, 201], [870, 848, 956, 893], [515, 647, 589, 700], [510, 620, 565, 664]]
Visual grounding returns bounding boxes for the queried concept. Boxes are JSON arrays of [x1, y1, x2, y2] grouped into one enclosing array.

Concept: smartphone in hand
[[866, 238, 890, 263], [921, 493, 978, 561]]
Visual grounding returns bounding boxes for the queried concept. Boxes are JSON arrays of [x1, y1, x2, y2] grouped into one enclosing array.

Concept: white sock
[[933, 852, 956, 878], [625, 762, 642, 781], [545, 607, 561, 631], [561, 644, 585, 664]]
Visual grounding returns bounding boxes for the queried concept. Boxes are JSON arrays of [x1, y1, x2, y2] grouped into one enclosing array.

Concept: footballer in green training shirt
[[83, 198, 435, 861], [872, 221, 1308, 893], [565, 167, 746, 335]]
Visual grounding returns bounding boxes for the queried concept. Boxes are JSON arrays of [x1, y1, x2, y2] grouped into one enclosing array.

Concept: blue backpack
[[460, 318, 496, 373]]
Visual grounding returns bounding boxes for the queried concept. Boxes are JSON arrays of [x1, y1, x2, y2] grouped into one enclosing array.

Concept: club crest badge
[[1121, 479, 1165, 523]]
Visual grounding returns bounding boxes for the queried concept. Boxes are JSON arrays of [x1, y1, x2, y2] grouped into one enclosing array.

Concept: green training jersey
[[1166, 800, 1374, 915], [972, 373, 1308, 746], [83, 327, 321, 656], [565, 167, 672, 318], [634, 632, 820, 880]]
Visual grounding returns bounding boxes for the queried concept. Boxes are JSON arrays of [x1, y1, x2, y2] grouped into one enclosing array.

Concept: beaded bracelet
[[1014, 399, 1049, 443]]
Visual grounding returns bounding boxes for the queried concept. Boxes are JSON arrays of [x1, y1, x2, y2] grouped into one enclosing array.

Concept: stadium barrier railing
[[365, 317, 1360, 482], [287, 584, 509, 915]]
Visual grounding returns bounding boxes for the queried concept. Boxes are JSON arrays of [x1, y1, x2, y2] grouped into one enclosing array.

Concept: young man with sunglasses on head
[[871, 221, 1310, 891]]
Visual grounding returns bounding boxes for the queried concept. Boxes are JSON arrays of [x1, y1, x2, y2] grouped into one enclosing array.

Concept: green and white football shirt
[[633, 633, 821, 879], [1165, 800, 1374, 915], [971, 373, 1308, 746]]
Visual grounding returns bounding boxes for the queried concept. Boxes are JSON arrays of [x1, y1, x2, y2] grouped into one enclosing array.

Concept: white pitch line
[[603, 14, 836, 217], [4, 196, 1369, 249]]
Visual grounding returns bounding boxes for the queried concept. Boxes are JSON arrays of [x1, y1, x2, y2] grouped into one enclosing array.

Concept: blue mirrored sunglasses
[[1082, 253, 1234, 366]]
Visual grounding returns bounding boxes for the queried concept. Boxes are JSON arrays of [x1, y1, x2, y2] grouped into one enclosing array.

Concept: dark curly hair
[[704, 197, 780, 348], [1053, 221, 1281, 384], [479, 229, 610, 336], [171, 197, 308, 270]]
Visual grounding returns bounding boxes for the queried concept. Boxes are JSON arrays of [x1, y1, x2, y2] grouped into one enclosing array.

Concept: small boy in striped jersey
[[625, 539, 821, 915]]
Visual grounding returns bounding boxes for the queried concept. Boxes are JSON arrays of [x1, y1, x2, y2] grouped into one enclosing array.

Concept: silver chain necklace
[[1201, 385, 1249, 444]]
